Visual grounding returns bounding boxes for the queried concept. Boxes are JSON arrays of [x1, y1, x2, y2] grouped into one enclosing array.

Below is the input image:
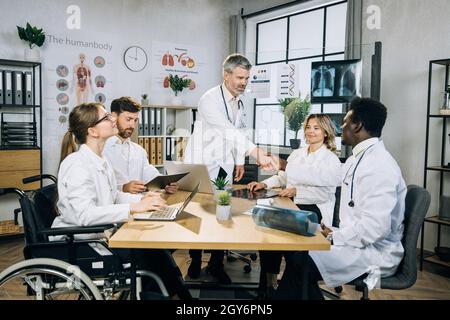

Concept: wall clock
[[123, 46, 148, 72]]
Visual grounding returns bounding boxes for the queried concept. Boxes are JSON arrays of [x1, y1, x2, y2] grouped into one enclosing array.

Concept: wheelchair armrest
[[0, 188, 25, 198], [23, 174, 57, 184], [39, 224, 117, 237]]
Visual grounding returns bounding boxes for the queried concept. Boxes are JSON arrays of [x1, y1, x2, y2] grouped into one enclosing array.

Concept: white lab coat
[[103, 136, 160, 190], [184, 85, 256, 180], [262, 145, 341, 227], [290, 139, 406, 289], [52, 144, 142, 233]]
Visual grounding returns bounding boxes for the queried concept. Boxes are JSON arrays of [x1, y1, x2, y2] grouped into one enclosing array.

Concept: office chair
[[0, 174, 168, 300], [332, 185, 430, 300]]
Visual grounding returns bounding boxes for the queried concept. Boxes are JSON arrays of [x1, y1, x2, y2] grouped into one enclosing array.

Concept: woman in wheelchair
[[53, 102, 191, 299], [246, 114, 341, 298]]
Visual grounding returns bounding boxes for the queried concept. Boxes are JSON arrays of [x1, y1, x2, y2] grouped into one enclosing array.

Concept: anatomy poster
[[42, 32, 115, 175], [151, 41, 206, 105]]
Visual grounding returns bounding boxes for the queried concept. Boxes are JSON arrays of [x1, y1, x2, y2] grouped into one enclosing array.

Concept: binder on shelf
[[150, 137, 157, 165], [0, 70, 4, 105], [156, 137, 163, 165], [23, 71, 32, 105], [150, 108, 156, 135], [138, 108, 144, 136], [155, 108, 161, 135], [12, 71, 23, 105], [143, 138, 149, 159], [3, 70, 13, 105], [138, 137, 144, 149], [143, 107, 149, 136], [165, 137, 172, 161]]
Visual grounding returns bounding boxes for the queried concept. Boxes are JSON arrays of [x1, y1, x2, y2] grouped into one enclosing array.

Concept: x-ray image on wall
[[310, 59, 362, 103]]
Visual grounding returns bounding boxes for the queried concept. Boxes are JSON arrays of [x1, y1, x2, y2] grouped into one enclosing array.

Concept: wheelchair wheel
[[0, 258, 103, 300]]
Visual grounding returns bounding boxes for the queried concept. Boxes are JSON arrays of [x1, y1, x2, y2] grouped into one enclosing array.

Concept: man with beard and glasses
[[103, 97, 178, 194]]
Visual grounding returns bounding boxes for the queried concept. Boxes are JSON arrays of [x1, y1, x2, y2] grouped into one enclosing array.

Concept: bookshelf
[[137, 104, 197, 170]]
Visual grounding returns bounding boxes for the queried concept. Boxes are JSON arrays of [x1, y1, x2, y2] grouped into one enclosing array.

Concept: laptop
[[164, 161, 214, 194], [231, 188, 279, 200], [133, 183, 200, 221]]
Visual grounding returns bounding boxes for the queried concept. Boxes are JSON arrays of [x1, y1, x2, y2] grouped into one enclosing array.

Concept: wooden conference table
[[109, 186, 330, 299]]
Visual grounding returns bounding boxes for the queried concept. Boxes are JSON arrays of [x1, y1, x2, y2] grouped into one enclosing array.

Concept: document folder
[[23, 71, 32, 105], [3, 70, 12, 105], [12, 71, 23, 105]]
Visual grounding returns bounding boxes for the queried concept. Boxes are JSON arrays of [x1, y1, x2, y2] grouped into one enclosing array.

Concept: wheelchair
[[0, 174, 168, 300]]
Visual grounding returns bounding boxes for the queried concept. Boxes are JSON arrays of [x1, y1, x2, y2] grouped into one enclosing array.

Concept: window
[[252, 0, 348, 148]]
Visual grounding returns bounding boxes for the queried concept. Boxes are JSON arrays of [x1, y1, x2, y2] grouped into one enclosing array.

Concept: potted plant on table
[[216, 191, 232, 221], [279, 94, 311, 149], [211, 177, 230, 200], [17, 22, 46, 62], [167, 74, 191, 105]]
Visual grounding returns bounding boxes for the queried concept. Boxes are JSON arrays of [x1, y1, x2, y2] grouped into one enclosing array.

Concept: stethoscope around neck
[[345, 143, 376, 207], [220, 85, 243, 124]]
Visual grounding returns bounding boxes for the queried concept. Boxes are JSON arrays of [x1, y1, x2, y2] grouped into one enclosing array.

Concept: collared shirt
[[262, 144, 341, 226], [52, 144, 142, 232], [103, 136, 160, 190], [222, 83, 241, 123], [352, 137, 380, 157]]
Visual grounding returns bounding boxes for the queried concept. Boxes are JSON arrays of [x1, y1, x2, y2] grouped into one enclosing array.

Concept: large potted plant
[[17, 22, 46, 61], [167, 74, 191, 105], [279, 94, 311, 149]]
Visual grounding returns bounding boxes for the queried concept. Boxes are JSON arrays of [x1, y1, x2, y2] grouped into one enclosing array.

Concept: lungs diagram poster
[[42, 31, 115, 175], [151, 41, 206, 105]]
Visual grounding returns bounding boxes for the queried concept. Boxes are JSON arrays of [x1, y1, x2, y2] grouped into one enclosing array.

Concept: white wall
[[361, 0, 450, 251], [0, 0, 243, 222]]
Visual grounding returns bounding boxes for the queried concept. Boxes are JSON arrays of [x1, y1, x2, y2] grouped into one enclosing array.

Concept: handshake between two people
[[234, 147, 286, 182]]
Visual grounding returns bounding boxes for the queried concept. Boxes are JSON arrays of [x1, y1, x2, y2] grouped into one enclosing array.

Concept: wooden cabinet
[[0, 149, 40, 190]]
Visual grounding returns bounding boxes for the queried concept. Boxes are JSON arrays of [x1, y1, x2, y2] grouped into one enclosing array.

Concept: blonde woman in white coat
[[53, 103, 191, 299], [247, 114, 341, 298]]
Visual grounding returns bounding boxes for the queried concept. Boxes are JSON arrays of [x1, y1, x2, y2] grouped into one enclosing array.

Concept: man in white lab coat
[[184, 54, 277, 284], [273, 97, 406, 300], [103, 97, 178, 194]]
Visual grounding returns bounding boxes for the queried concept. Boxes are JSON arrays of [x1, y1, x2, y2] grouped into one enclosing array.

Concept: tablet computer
[[231, 188, 279, 200]]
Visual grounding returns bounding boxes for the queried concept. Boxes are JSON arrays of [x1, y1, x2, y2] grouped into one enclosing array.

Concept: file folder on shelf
[[155, 108, 161, 135], [3, 70, 12, 105], [150, 137, 157, 165], [12, 71, 23, 105], [138, 108, 144, 136], [0, 70, 4, 105], [23, 71, 33, 105], [150, 108, 156, 135], [156, 137, 163, 165], [143, 107, 149, 136]]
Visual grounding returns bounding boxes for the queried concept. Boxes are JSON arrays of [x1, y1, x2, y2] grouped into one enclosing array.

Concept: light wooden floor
[[1, 237, 449, 300]]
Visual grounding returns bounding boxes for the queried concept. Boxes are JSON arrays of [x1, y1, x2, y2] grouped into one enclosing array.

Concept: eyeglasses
[[94, 113, 114, 126]]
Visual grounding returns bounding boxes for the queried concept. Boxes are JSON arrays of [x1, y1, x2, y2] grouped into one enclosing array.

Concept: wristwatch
[[326, 232, 333, 245]]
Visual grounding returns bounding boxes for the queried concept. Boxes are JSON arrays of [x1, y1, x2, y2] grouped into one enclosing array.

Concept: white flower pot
[[171, 96, 182, 106], [141, 99, 149, 106], [216, 205, 232, 221], [24, 47, 40, 62]]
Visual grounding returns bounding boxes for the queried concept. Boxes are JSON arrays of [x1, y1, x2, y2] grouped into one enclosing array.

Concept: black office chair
[[333, 185, 431, 300], [0, 174, 168, 300]]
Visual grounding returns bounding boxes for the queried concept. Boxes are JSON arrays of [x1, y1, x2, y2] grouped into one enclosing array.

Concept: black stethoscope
[[220, 85, 243, 124], [345, 143, 376, 207]]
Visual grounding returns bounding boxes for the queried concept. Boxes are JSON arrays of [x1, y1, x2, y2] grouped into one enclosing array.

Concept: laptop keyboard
[[148, 206, 178, 219]]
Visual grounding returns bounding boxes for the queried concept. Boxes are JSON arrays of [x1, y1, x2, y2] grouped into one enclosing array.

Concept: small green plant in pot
[[279, 94, 311, 149], [17, 22, 45, 61], [141, 94, 149, 105], [216, 191, 232, 221], [211, 177, 230, 200]]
